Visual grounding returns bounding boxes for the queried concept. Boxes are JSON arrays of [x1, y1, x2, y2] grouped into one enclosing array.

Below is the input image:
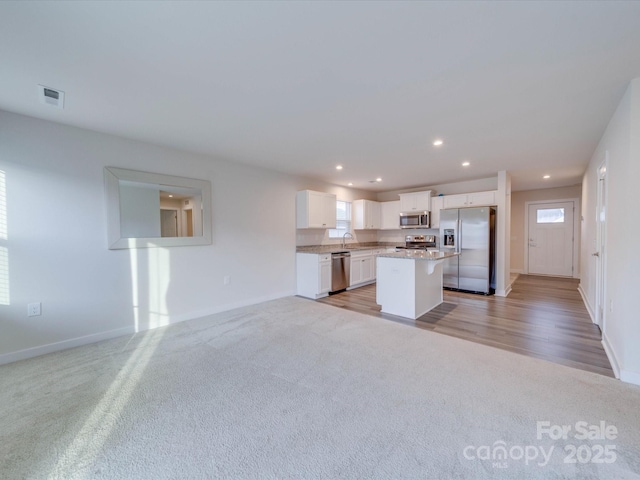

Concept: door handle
[[592, 252, 600, 257]]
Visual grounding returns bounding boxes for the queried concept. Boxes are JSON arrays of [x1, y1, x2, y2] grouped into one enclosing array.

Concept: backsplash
[[296, 228, 440, 247], [377, 228, 441, 247], [296, 229, 378, 247]]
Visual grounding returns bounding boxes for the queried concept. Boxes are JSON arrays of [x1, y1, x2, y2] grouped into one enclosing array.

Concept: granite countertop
[[296, 243, 401, 254], [377, 250, 459, 261]]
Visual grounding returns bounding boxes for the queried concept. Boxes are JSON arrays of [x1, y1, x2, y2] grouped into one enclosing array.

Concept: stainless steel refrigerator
[[440, 207, 496, 294]]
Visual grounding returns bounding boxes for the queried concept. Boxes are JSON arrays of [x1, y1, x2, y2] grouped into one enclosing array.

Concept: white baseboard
[[601, 333, 620, 379], [168, 290, 295, 323], [0, 290, 295, 366], [0, 326, 135, 366], [601, 333, 640, 386], [495, 285, 512, 297], [577, 283, 595, 324], [620, 369, 640, 386]]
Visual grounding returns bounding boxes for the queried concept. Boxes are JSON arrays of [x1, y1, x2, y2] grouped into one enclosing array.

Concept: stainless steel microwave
[[399, 211, 430, 229]]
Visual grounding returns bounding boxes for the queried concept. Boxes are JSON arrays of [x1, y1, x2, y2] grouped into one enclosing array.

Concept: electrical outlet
[[223, 275, 231, 286], [609, 299, 613, 313], [28, 302, 42, 317]]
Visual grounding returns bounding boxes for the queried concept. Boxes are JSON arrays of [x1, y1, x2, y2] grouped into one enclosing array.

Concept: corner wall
[[580, 77, 640, 385], [0, 110, 331, 363]]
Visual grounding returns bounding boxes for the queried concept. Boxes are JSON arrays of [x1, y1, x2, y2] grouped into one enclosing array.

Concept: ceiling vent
[[37, 85, 65, 109]]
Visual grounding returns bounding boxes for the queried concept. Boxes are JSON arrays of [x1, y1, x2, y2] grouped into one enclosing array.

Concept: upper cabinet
[[399, 191, 431, 212], [353, 199, 381, 230], [380, 200, 401, 230], [429, 196, 444, 229], [296, 190, 337, 229], [443, 190, 497, 209]]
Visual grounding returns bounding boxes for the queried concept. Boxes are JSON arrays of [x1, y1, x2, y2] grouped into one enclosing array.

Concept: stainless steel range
[[396, 234, 437, 251]]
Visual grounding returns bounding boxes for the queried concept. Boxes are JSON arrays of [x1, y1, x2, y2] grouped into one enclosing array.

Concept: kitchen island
[[376, 250, 459, 320]]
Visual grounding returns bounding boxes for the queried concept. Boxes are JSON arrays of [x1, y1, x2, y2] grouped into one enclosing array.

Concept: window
[[329, 200, 352, 238], [537, 208, 565, 224]]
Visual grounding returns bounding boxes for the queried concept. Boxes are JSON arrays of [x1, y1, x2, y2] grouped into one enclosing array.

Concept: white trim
[[601, 333, 620, 379], [0, 326, 135, 366], [577, 283, 595, 324], [495, 285, 512, 297], [166, 290, 295, 323], [0, 290, 295, 366], [594, 155, 608, 330], [524, 198, 580, 278], [347, 279, 376, 290]]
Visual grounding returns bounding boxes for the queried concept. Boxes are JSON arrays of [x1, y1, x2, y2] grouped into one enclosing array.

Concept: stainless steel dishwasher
[[330, 251, 350, 293]]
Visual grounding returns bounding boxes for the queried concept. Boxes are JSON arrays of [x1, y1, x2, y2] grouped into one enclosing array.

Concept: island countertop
[[377, 250, 460, 260]]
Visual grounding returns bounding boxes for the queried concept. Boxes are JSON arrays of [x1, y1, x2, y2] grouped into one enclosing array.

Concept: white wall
[[580, 77, 640, 385], [0, 110, 339, 363]]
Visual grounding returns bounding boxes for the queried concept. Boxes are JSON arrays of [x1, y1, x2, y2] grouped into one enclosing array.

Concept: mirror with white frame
[[104, 167, 212, 249]]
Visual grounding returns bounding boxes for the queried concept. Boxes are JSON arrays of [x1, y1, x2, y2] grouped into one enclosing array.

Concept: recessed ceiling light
[[376, 178, 382, 182], [336, 165, 343, 170], [462, 161, 470, 167], [543, 175, 551, 179], [168, 195, 173, 198], [433, 139, 444, 146], [348, 182, 353, 186]]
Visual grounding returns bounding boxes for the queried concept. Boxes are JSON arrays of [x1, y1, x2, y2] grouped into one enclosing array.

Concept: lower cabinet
[[350, 254, 374, 286], [297, 248, 390, 298], [296, 253, 332, 299], [349, 249, 386, 288]]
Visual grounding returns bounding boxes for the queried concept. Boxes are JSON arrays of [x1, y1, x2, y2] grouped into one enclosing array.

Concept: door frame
[[524, 198, 580, 278], [594, 155, 608, 329]]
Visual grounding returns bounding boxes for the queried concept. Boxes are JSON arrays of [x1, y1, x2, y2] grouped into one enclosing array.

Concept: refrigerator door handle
[[457, 218, 462, 253]]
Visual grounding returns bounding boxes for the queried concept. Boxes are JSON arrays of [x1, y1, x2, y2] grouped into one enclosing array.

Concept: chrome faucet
[[342, 232, 354, 249]]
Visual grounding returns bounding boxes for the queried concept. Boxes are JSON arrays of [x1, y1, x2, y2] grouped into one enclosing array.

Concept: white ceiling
[[1, 1, 640, 192]]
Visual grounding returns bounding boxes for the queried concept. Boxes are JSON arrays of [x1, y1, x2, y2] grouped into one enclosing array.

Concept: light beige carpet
[[1, 296, 639, 479]]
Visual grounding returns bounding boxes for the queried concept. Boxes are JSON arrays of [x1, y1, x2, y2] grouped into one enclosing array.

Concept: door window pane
[[537, 208, 565, 223]]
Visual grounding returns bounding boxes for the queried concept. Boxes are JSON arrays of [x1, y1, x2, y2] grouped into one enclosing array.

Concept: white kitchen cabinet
[[399, 191, 432, 212], [320, 259, 331, 294], [430, 196, 444, 229], [443, 190, 496, 209], [296, 253, 332, 299], [380, 200, 401, 230], [350, 250, 375, 287], [296, 190, 337, 229], [353, 199, 381, 230]]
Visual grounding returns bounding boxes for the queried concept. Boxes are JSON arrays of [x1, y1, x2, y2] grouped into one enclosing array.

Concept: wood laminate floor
[[316, 274, 614, 377]]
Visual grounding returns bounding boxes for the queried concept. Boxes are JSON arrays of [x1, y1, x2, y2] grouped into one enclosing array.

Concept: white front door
[[528, 201, 574, 276]]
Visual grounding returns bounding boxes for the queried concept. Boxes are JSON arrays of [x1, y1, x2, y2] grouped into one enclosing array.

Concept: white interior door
[[595, 161, 607, 328], [528, 202, 574, 276], [160, 209, 178, 237]]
